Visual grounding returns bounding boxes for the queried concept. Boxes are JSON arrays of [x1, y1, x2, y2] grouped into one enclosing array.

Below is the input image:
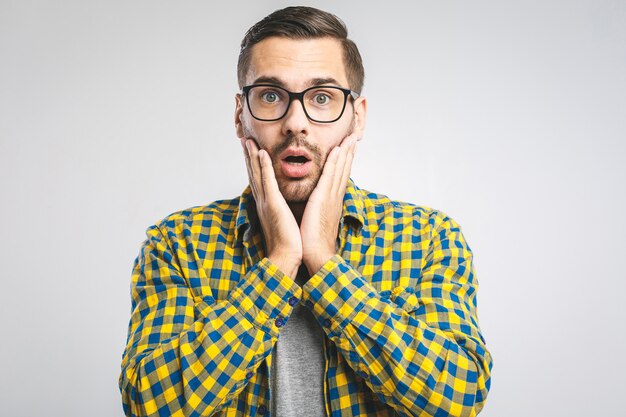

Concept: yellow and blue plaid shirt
[[120, 179, 492, 416]]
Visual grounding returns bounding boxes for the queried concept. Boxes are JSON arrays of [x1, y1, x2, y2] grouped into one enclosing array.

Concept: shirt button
[[288, 296, 298, 306], [357, 370, 369, 379], [275, 317, 285, 328], [246, 371, 254, 379], [305, 300, 314, 309], [323, 318, 332, 328], [258, 404, 267, 415]]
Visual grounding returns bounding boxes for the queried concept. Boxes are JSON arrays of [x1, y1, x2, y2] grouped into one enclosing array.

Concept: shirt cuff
[[301, 255, 378, 333], [196, 257, 302, 338]]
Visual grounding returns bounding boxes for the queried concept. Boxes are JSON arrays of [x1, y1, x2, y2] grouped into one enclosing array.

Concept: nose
[[281, 97, 310, 137]]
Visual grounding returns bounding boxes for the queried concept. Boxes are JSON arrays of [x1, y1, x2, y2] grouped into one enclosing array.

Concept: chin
[[279, 178, 316, 203]]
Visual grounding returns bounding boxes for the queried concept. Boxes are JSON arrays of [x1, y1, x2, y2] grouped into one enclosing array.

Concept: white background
[[1, 1, 625, 416]]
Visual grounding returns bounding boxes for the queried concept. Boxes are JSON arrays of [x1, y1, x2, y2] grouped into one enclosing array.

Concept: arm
[[119, 223, 301, 416], [302, 212, 492, 417]]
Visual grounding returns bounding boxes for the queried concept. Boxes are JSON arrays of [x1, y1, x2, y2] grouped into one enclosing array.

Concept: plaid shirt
[[119, 179, 492, 416]]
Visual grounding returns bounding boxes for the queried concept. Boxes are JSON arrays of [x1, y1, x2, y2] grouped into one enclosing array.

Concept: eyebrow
[[309, 77, 341, 87], [251, 76, 285, 86], [250, 76, 343, 89]]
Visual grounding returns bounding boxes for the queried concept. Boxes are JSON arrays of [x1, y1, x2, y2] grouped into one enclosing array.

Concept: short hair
[[237, 6, 365, 94]]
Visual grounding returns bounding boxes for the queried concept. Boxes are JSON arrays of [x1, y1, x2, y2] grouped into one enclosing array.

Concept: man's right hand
[[242, 138, 302, 278]]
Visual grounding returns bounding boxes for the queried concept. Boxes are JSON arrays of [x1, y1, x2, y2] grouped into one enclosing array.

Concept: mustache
[[270, 134, 323, 165]]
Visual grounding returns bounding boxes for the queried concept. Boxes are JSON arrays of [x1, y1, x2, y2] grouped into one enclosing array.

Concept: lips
[[279, 148, 313, 178]]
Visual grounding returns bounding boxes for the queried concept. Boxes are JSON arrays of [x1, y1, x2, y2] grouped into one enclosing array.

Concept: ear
[[352, 95, 367, 140], [234, 93, 245, 138]]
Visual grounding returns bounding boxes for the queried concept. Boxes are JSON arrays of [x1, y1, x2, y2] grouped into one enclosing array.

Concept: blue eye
[[313, 93, 330, 105], [261, 92, 279, 103]]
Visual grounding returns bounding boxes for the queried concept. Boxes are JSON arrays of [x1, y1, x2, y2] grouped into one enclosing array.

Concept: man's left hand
[[300, 133, 358, 275]]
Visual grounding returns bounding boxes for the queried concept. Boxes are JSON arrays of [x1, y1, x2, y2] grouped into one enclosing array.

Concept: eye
[[261, 91, 280, 103], [313, 93, 331, 105]]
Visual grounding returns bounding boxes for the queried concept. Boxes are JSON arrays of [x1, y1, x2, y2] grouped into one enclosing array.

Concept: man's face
[[235, 37, 366, 203]]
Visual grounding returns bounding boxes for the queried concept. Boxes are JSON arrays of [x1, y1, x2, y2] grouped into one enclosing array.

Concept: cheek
[[324, 117, 355, 149], [239, 113, 256, 138], [317, 124, 354, 165], [240, 116, 263, 143], [241, 118, 282, 152]]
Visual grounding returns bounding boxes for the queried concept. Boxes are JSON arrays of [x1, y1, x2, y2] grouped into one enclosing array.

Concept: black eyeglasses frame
[[241, 84, 360, 123]]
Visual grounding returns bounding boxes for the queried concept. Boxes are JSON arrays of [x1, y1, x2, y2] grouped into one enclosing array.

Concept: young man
[[120, 6, 492, 417]]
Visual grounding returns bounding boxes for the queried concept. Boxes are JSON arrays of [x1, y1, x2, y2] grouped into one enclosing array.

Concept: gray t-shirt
[[270, 266, 326, 416]]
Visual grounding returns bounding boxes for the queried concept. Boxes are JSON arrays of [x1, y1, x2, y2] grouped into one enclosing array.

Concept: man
[[120, 6, 492, 417]]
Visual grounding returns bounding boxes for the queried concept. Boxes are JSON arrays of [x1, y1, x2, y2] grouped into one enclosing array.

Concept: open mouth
[[284, 155, 310, 165]]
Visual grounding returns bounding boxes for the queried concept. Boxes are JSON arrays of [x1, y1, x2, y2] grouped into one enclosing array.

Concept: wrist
[[303, 252, 334, 276], [268, 254, 301, 278]]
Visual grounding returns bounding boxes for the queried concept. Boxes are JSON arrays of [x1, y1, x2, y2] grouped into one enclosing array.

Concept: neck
[[288, 202, 306, 225]]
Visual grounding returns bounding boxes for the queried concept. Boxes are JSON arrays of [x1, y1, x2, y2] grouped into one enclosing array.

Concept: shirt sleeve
[[119, 223, 301, 417], [301, 212, 492, 417]]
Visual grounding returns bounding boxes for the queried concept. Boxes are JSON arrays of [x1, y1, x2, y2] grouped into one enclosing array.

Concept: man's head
[[235, 6, 367, 203]]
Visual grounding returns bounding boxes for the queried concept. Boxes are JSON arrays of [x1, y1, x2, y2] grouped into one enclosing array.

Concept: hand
[[300, 133, 358, 275], [241, 138, 302, 278]]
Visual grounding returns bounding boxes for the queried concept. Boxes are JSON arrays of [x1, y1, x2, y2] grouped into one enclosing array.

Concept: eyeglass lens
[[247, 86, 347, 122]]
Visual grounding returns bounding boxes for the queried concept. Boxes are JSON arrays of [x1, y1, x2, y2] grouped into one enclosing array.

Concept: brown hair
[[237, 6, 365, 94]]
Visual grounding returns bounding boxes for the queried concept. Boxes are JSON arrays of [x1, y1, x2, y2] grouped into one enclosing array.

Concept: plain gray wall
[[1, 1, 625, 416]]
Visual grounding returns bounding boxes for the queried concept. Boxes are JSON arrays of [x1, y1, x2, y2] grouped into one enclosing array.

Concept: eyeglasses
[[241, 84, 359, 123]]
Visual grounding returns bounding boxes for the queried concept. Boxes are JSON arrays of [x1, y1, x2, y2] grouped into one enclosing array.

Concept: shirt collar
[[234, 185, 255, 244], [341, 178, 366, 231], [234, 178, 365, 244]]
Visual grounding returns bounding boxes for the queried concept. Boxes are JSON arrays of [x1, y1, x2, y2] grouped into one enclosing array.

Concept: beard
[[242, 120, 354, 204]]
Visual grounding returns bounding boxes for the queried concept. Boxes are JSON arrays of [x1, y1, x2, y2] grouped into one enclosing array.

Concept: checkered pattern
[[120, 179, 492, 416]]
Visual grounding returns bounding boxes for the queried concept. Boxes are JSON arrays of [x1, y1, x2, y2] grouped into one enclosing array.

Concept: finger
[[316, 145, 340, 193], [338, 137, 357, 195], [258, 149, 281, 199], [241, 139, 260, 202], [246, 139, 265, 201], [332, 135, 356, 194], [338, 131, 359, 148], [330, 143, 348, 192], [241, 139, 254, 184]]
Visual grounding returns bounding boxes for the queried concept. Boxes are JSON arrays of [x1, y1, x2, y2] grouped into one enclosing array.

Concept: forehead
[[245, 37, 348, 89]]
